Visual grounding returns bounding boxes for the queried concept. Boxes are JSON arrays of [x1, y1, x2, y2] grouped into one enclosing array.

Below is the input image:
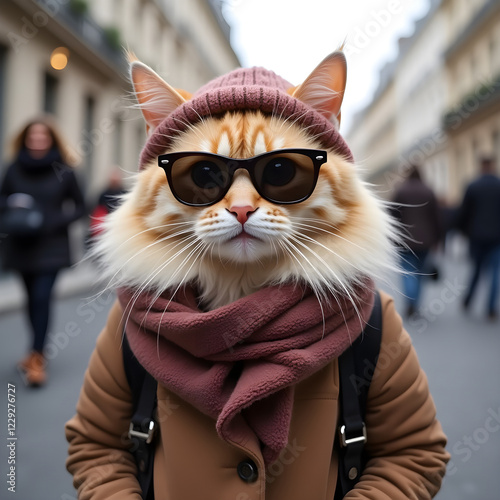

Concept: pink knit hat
[[139, 66, 353, 168]]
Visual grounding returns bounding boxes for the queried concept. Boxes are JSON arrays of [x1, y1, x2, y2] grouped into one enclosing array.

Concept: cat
[[67, 54, 450, 500], [93, 51, 398, 312]]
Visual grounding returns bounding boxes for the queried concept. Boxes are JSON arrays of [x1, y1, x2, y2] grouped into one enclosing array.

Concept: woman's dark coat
[[0, 149, 86, 273]]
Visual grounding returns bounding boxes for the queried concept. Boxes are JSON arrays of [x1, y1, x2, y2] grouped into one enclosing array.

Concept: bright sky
[[223, 0, 430, 132]]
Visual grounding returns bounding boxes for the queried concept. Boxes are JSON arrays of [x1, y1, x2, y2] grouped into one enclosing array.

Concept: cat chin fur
[[92, 168, 399, 311]]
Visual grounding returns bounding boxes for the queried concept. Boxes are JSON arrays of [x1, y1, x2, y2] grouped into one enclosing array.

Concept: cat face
[[164, 112, 349, 265], [97, 53, 396, 309]]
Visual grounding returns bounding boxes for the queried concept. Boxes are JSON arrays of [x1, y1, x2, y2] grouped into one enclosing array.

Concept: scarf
[[17, 148, 62, 173], [118, 281, 375, 465]]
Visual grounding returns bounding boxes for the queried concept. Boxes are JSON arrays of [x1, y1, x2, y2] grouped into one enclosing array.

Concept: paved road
[[0, 285, 116, 500], [386, 256, 500, 500], [0, 252, 499, 499]]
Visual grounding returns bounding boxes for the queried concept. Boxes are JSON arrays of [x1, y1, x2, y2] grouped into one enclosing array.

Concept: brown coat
[[65, 292, 449, 499]]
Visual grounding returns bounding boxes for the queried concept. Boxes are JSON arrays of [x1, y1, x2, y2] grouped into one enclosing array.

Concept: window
[[0, 45, 7, 163], [82, 95, 96, 181], [44, 72, 59, 114]]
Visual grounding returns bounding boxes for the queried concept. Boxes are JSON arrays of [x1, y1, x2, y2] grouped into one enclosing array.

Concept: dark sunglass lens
[[262, 158, 296, 186], [256, 153, 315, 203], [191, 161, 223, 188], [170, 155, 229, 206]]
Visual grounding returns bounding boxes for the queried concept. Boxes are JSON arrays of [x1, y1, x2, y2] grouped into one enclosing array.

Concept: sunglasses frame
[[157, 148, 328, 207]]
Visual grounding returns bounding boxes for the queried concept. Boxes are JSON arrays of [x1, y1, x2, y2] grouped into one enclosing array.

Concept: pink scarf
[[118, 281, 375, 465]]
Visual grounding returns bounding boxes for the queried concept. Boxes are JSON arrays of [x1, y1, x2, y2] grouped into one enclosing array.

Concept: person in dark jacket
[[87, 167, 126, 246], [456, 157, 500, 320], [0, 116, 86, 386], [391, 165, 441, 316]]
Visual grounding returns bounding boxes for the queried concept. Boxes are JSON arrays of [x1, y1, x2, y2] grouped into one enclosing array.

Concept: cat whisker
[[155, 240, 213, 355], [290, 220, 370, 255], [97, 220, 194, 256], [120, 233, 199, 295], [96, 231, 200, 300], [284, 235, 353, 302], [276, 109, 311, 137], [287, 235, 364, 337], [290, 216, 400, 297], [118, 234, 199, 348], [155, 240, 210, 345], [97, 229, 198, 296], [164, 111, 211, 142], [130, 233, 202, 294], [271, 102, 303, 132], [290, 215, 396, 255], [291, 230, 357, 269], [278, 239, 330, 337], [126, 237, 206, 338], [136, 237, 205, 323]]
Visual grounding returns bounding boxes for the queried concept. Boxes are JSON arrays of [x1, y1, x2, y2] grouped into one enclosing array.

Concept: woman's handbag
[[0, 193, 44, 237]]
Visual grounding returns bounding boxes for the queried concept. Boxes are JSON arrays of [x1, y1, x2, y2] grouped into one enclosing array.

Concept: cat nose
[[228, 205, 256, 225]]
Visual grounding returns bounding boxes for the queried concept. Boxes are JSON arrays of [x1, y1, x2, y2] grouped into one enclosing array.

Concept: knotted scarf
[[118, 280, 375, 465]]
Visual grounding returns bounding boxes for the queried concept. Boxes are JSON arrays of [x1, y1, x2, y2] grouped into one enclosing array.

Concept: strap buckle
[[339, 424, 367, 448], [128, 420, 156, 444]]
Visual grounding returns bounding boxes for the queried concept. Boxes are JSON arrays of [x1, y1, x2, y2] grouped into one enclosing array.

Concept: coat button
[[237, 459, 258, 483]]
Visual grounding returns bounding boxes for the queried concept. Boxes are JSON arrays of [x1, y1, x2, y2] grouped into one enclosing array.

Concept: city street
[[0, 251, 499, 500]]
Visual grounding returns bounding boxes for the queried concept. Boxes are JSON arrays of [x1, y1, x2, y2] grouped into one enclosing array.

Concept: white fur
[[217, 132, 231, 156], [254, 132, 267, 156]]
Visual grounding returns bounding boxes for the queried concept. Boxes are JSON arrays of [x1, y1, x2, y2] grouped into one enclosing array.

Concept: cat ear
[[129, 58, 191, 134], [290, 51, 347, 127]]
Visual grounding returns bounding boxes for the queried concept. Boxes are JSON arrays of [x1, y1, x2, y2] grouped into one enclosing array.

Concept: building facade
[[442, 0, 500, 201], [0, 0, 239, 199], [347, 0, 500, 204]]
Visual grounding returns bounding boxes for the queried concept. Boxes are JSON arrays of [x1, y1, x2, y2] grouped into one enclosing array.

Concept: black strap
[[348, 291, 383, 417], [335, 290, 382, 498], [122, 334, 157, 500]]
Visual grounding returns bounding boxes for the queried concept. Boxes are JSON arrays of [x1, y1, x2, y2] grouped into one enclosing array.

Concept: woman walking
[[0, 116, 85, 386]]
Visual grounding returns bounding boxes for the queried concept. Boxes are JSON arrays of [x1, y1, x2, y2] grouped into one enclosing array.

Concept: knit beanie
[[139, 67, 353, 168]]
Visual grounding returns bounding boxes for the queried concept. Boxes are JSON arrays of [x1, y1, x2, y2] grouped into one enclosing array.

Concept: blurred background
[[0, 0, 499, 499]]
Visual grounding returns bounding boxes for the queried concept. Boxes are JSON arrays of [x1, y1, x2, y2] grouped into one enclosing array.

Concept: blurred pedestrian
[[391, 165, 442, 316], [97, 167, 126, 213], [0, 115, 86, 386], [456, 156, 500, 320], [87, 167, 126, 245]]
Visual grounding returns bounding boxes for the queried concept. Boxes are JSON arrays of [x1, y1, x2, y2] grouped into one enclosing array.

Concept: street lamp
[[50, 47, 70, 70]]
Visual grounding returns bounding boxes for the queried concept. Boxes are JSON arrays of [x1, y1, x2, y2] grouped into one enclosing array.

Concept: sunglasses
[[157, 148, 327, 207]]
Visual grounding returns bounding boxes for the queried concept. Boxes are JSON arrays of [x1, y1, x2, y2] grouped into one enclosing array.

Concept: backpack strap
[[122, 333, 157, 500], [335, 290, 383, 498]]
